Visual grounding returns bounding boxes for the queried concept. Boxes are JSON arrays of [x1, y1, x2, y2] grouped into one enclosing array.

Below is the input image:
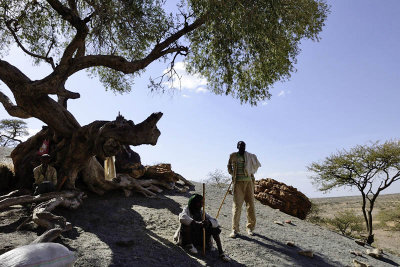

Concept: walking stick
[[216, 163, 236, 219], [202, 183, 206, 256], [216, 181, 232, 219]]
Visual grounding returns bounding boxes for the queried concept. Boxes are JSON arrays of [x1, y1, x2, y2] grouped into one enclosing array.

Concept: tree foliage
[[0, 0, 329, 106], [0, 0, 329, 195], [308, 140, 400, 244], [0, 119, 28, 147]]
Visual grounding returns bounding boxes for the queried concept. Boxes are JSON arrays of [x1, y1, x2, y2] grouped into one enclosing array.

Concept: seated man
[[33, 154, 57, 195], [173, 194, 230, 261]]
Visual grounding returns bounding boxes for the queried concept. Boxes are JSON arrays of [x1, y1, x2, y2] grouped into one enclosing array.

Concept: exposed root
[[0, 190, 85, 244], [31, 228, 64, 244], [0, 191, 81, 211], [0, 189, 31, 201]]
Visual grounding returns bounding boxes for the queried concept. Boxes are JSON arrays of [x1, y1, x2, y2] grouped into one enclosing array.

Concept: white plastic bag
[[0, 243, 76, 267]]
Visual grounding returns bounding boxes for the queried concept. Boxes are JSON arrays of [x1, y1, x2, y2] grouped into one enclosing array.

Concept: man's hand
[[202, 219, 211, 228], [192, 220, 203, 228], [192, 219, 211, 228]]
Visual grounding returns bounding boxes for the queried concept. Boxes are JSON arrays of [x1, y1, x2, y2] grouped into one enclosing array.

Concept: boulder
[[298, 250, 313, 258], [366, 248, 383, 259], [143, 164, 180, 183], [353, 259, 370, 267], [254, 178, 311, 219]]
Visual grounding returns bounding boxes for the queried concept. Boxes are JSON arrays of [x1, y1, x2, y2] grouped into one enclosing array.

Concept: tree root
[[31, 228, 64, 244], [0, 190, 85, 244], [0, 189, 32, 201], [0, 191, 81, 210]]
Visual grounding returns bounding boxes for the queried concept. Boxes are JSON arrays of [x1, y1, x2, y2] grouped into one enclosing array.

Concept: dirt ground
[[311, 193, 400, 256], [1, 182, 400, 266]]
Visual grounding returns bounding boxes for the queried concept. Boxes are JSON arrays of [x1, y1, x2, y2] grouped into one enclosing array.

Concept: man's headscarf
[[188, 194, 203, 215]]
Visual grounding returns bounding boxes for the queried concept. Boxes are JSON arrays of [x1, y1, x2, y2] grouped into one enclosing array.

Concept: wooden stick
[[216, 181, 233, 219], [216, 163, 236, 218], [202, 183, 206, 256]]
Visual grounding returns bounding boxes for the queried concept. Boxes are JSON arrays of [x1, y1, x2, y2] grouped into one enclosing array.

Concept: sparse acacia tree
[[0, 118, 28, 147], [308, 140, 400, 244], [205, 169, 230, 188], [0, 0, 329, 193]]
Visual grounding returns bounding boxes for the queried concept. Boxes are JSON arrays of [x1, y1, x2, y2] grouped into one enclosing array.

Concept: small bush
[[377, 204, 400, 231], [327, 210, 364, 237], [204, 169, 230, 188], [306, 202, 327, 225]]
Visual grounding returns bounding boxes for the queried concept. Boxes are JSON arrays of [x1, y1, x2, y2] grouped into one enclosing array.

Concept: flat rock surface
[[1, 182, 400, 266]]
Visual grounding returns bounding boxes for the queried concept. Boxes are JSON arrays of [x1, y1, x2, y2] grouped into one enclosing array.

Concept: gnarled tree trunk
[[11, 112, 163, 194]]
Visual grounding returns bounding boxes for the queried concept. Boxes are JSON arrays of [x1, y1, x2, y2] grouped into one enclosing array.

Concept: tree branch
[[65, 17, 203, 76], [0, 59, 31, 89], [46, 0, 89, 65], [0, 91, 31, 119], [5, 20, 56, 69]]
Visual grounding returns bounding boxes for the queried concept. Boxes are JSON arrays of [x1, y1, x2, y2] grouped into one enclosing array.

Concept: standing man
[[227, 141, 261, 238], [33, 154, 58, 195]]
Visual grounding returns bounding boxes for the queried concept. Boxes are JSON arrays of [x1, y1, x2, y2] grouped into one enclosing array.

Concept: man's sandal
[[220, 254, 231, 262]]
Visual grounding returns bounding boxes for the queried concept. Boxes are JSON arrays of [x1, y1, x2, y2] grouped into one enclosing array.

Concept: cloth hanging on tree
[[37, 139, 50, 156], [104, 156, 116, 181]]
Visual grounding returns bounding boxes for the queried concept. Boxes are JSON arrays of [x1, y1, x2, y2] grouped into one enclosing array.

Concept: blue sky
[[1, 0, 399, 197]]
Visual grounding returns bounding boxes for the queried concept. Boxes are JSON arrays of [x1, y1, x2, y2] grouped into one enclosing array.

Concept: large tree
[[0, 0, 329, 193], [308, 140, 400, 244]]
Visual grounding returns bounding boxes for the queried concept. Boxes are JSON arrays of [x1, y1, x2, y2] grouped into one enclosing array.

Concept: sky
[[1, 0, 400, 198]]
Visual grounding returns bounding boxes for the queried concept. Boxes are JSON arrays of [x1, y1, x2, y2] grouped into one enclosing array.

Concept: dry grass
[[310, 193, 400, 255]]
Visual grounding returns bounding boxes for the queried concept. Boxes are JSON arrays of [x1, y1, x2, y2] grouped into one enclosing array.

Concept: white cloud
[[182, 94, 190, 98], [163, 61, 208, 93], [196, 87, 208, 93], [278, 90, 285, 97], [261, 102, 268, 106], [277, 90, 291, 97]]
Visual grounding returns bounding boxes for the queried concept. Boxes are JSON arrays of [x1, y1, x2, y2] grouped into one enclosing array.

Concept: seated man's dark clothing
[[180, 211, 222, 249], [33, 154, 57, 195], [34, 181, 55, 195], [174, 194, 226, 257]]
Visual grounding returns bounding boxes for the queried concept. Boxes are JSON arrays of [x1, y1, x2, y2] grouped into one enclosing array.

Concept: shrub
[[377, 204, 400, 231], [327, 210, 363, 237], [306, 202, 327, 225]]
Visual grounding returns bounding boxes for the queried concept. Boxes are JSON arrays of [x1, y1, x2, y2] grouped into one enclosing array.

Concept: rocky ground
[[1, 147, 399, 266], [1, 181, 400, 266]]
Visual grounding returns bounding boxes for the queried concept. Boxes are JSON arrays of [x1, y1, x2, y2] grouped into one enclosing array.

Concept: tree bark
[[11, 112, 163, 193]]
